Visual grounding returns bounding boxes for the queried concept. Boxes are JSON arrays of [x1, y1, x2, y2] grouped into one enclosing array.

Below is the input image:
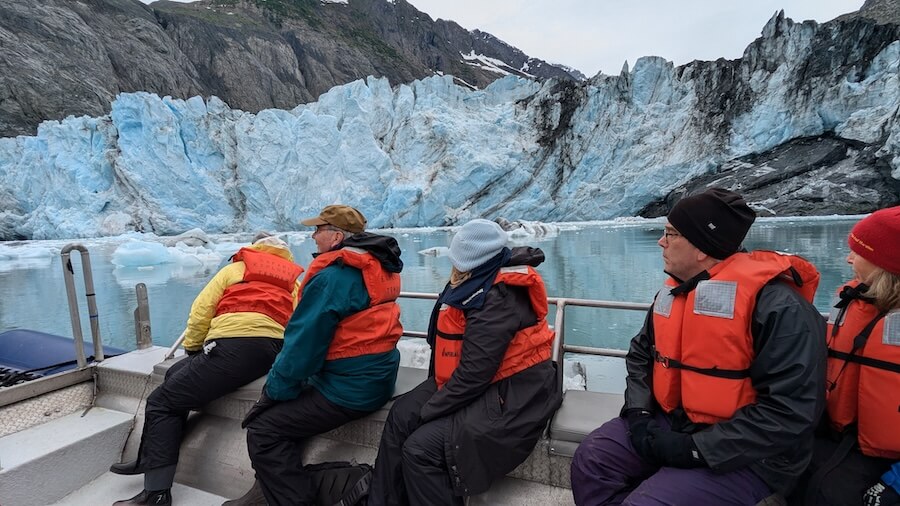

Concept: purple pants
[[570, 416, 772, 506]]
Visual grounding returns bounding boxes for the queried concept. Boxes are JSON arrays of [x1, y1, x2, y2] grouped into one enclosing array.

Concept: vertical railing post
[[61, 246, 87, 369], [552, 299, 567, 391], [60, 244, 104, 365], [133, 283, 153, 349], [80, 249, 103, 362], [61, 244, 106, 367]]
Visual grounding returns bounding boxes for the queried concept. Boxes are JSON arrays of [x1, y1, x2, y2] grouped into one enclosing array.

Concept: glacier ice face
[[1, 15, 898, 240]]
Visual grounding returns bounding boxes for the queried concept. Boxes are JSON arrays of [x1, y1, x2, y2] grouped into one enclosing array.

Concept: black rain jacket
[[624, 274, 827, 495], [420, 246, 563, 496]]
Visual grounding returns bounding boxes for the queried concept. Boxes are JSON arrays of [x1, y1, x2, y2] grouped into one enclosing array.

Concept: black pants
[[369, 379, 462, 506], [136, 337, 282, 472], [790, 436, 893, 506], [246, 386, 370, 506]]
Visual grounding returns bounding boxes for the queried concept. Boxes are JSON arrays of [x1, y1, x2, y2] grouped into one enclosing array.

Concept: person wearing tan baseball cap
[[300, 205, 367, 233], [227, 204, 405, 506], [299, 205, 368, 255]]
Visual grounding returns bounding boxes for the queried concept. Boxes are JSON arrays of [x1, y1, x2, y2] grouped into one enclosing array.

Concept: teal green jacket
[[265, 261, 400, 412]]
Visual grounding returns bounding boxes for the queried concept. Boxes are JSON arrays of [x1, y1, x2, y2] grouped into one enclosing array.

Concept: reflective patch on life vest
[[439, 303, 450, 311], [500, 265, 529, 274], [884, 311, 900, 347], [827, 293, 843, 325], [653, 287, 674, 318], [693, 280, 737, 319]]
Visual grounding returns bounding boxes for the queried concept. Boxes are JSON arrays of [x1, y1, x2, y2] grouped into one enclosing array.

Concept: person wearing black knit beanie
[[666, 188, 757, 260], [571, 187, 826, 505]]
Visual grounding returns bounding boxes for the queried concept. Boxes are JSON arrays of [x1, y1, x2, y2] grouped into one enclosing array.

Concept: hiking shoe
[[112, 489, 172, 506], [109, 459, 141, 475]]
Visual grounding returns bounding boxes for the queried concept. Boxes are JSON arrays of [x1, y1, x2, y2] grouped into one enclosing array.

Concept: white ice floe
[[112, 241, 173, 267], [417, 246, 449, 257], [0, 243, 56, 272], [112, 236, 223, 268], [495, 218, 562, 240]]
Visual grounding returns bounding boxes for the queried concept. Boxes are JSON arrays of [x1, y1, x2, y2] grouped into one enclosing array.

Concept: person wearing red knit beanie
[[848, 205, 900, 277], [793, 205, 900, 506]]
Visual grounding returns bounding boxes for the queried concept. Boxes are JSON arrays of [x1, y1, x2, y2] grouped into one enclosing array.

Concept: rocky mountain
[[1, 7, 898, 240], [839, 0, 900, 25], [0, 0, 582, 138], [640, 4, 900, 217]]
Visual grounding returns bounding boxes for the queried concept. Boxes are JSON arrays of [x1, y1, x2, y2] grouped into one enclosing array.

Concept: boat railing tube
[[548, 297, 649, 389], [60, 244, 103, 368], [396, 291, 647, 389]]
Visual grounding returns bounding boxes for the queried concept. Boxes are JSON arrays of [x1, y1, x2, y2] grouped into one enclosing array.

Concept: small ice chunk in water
[[112, 241, 173, 267], [418, 246, 449, 257]]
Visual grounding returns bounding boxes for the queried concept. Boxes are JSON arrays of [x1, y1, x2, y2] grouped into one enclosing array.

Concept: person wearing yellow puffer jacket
[[109, 234, 304, 506]]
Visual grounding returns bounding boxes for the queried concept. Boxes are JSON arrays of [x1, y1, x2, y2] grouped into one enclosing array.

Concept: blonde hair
[[862, 267, 900, 312], [449, 267, 472, 288]]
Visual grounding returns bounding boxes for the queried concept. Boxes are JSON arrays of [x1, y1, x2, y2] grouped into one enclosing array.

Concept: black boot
[[222, 479, 267, 506], [112, 489, 172, 506], [109, 459, 141, 475]]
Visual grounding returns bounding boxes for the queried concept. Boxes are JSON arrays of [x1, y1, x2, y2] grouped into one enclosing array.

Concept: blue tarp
[[0, 329, 125, 376]]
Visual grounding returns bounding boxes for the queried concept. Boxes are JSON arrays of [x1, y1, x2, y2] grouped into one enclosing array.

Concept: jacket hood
[[508, 247, 545, 267], [342, 232, 404, 273], [244, 241, 294, 262]]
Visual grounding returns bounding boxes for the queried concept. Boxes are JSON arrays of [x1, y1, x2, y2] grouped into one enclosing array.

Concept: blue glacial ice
[[1, 16, 898, 240]]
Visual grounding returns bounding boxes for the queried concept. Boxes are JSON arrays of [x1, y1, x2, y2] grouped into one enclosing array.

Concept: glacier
[[0, 13, 898, 240]]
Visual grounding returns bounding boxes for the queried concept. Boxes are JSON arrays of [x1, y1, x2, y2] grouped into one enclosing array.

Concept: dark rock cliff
[[632, 8, 900, 217], [0, 0, 581, 138]]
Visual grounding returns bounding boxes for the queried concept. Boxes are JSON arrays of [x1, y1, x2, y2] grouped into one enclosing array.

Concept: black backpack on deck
[[304, 460, 373, 506]]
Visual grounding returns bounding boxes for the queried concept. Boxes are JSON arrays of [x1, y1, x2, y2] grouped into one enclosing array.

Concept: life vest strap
[[653, 349, 751, 380], [435, 329, 464, 340], [826, 311, 889, 392], [827, 349, 900, 374], [803, 430, 857, 506]]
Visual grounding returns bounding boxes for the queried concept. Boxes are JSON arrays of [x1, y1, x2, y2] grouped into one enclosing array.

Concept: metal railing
[[397, 291, 647, 388], [61, 244, 104, 368], [547, 296, 649, 387]]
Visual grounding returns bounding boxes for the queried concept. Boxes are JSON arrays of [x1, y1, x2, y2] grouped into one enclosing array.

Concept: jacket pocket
[[485, 387, 504, 420]]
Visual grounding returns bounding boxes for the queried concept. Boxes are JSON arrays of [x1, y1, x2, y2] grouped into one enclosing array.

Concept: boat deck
[[2, 345, 616, 505]]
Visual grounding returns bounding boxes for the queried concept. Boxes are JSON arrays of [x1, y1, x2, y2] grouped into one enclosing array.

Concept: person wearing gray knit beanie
[[448, 219, 509, 272], [369, 218, 560, 506]]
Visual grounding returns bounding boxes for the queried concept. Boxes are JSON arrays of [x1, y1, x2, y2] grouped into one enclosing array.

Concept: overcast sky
[[406, 0, 863, 76]]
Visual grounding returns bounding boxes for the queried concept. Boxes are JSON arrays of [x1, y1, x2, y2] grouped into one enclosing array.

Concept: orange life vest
[[215, 247, 304, 326], [652, 251, 819, 424], [825, 280, 900, 458], [300, 247, 403, 360], [433, 265, 555, 389]]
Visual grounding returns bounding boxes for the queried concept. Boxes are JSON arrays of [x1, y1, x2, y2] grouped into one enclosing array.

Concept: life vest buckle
[[653, 350, 670, 368]]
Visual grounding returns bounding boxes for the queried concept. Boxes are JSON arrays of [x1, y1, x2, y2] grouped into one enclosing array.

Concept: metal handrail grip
[[61, 244, 104, 368]]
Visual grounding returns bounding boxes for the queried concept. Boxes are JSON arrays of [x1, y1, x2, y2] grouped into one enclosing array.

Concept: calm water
[[0, 218, 858, 353]]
